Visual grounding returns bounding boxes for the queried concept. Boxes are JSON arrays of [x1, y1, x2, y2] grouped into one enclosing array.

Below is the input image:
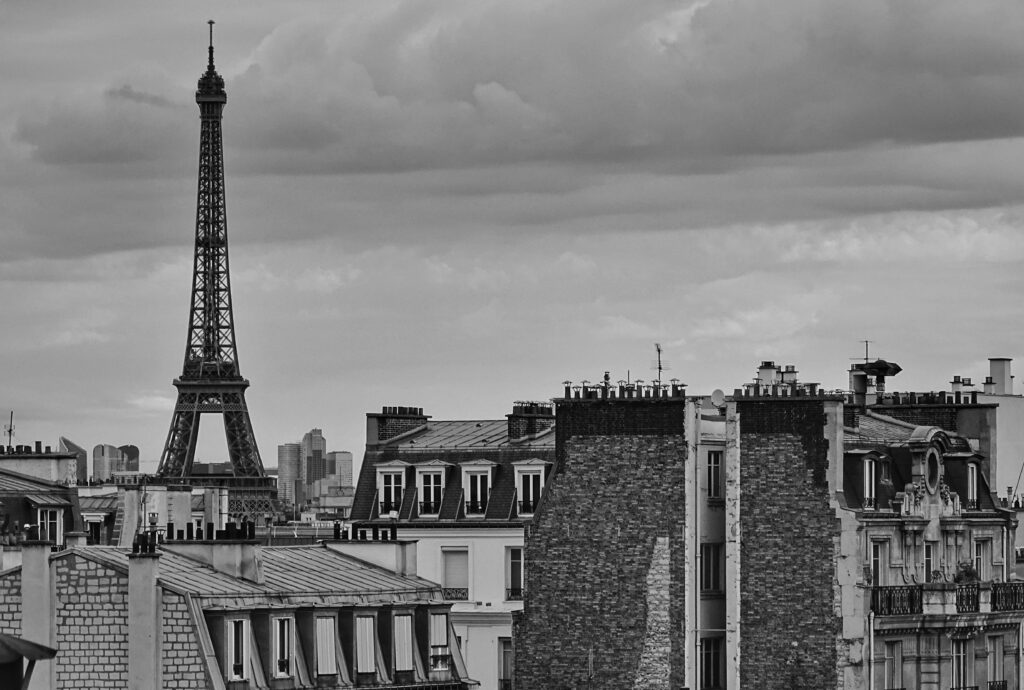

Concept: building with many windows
[[351, 403, 556, 690]]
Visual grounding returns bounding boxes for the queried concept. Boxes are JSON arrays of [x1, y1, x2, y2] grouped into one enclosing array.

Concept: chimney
[[950, 375, 963, 394], [366, 406, 430, 447], [64, 531, 88, 549], [781, 365, 799, 385], [507, 402, 555, 441], [325, 539, 418, 578], [757, 361, 779, 387], [990, 358, 1012, 395], [984, 376, 996, 394], [128, 538, 162, 690], [22, 540, 56, 689], [161, 527, 264, 584]]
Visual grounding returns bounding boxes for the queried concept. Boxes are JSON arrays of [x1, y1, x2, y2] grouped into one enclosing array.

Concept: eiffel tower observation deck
[[156, 22, 276, 516]]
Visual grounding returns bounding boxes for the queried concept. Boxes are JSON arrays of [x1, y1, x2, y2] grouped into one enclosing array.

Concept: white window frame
[[975, 538, 991, 580], [428, 612, 450, 671], [462, 462, 495, 517], [355, 615, 376, 674], [506, 546, 524, 600], [315, 615, 338, 676], [863, 457, 877, 509], [442, 547, 470, 599], [952, 639, 971, 687], [924, 542, 934, 583], [988, 635, 1004, 682], [512, 459, 549, 516], [393, 613, 414, 673], [871, 540, 888, 586], [967, 462, 978, 509], [418, 469, 445, 516], [706, 450, 723, 500], [226, 617, 249, 681], [272, 616, 293, 678], [700, 543, 723, 593], [37, 507, 63, 545], [376, 465, 406, 515], [883, 640, 902, 689], [699, 637, 723, 690]]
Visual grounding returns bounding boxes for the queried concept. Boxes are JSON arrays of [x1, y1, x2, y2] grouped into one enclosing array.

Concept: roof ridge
[[863, 410, 920, 430]]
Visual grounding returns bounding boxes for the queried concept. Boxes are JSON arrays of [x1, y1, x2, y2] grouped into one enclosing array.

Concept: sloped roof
[[387, 419, 553, 450], [79, 494, 119, 513], [0, 467, 65, 494], [844, 411, 920, 445]]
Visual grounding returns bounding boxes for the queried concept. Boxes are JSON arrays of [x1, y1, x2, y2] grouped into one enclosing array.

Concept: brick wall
[[54, 556, 129, 689], [870, 405, 959, 431], [162, 592, 209, 688], [0, 570, 21, 635], [737, 399, 839, 690], [516, 398, 687, 689]]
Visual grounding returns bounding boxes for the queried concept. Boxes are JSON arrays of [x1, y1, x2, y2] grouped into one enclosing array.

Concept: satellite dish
[[710, 389, 726, 407]]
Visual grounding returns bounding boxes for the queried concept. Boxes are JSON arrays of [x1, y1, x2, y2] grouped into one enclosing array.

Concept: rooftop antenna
[[207, 20, 215, 68], [850, 340, 874, 365], [4, 411, 13, 448], [652, 343, 670, 386]]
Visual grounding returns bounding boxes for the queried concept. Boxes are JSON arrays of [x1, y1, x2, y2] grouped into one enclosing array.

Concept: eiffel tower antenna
[[157, 23, 275, 515]]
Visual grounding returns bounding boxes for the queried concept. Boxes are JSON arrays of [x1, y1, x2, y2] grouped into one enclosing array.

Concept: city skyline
[[4, 1, 1024, 472]]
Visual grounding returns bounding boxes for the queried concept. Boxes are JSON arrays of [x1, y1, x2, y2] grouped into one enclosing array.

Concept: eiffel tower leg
[[158, 392, 201, 477]]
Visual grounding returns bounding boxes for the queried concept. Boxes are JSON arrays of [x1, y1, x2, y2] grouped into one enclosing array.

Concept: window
[[924, 542, 934, 583], [506, 547, 523, 600], [967, 463, 978, 509], [37, 508, 62, 545], [379, 471, 403, 514], [86, 519, 102, 545], [975, 539, 991, 580], [442, 549, 469, 600], [700, 637, 723, 689], [871, 541, 888, 586], [700, 543, 723, 593], [988, 635, 1004, 682], [518, 470, 543, 514], [420, 471, 443, 515], [355, 616, 375, 674], [883, 640, 902, 689], [863, 458, 877, 509], [952, 639, 970, 687], [394, 614, 414, 673], [226, 618, 248, 681], [707, 451, 723, 500], [273, 617, 292, 677], [925, 448, 941, 493], [465, 471, 489, 515], [315, 616, 337, 676], [499, 637, 514, 687], [429, 613, 450, 671]]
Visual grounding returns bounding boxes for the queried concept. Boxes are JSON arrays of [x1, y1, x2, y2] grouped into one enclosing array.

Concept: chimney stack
[[128, 544, 162, 690], [21, 540, 56, 689], [990, 358, 1013, 395], [366, 406, 430, 446], [507, 402, 555, 441], [757, 361, 779, 387]]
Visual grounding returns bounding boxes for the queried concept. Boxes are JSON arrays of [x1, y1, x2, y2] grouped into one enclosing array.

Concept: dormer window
[[420, 472, 443, 515], [273, 616, 293, 678], [461, 460, 496, 517], [513, 458, 550, 516], [226, 618, 249, 681], [967, 462, 979, 510], [376, 462, 409, 516], [863, 457, 877, 510]]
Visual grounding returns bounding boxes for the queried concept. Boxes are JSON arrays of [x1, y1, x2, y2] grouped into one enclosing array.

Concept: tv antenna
[[652, 343, 670, 386], [3, 411, 13, 449], [850, 340, 874, 364]]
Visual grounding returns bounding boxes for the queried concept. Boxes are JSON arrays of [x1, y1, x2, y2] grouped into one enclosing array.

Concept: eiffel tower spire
[[157, 23, 270, 499]]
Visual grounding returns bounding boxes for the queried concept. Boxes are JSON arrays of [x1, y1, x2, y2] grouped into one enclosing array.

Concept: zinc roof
[[389, 419, 553, 450], [79, 495, 119, 513]]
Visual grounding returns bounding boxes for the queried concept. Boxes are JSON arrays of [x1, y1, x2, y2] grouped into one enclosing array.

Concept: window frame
[[463, 467, 492, 516], [516, 469, 544, 515], [863, 457, 877, 509], [699, 636, 723, 689], [871, 540, 888, 586], [924, 542, 934, 583], [428, 612, 451, 672], [418, 470, 444, 516], [315, 615, 338, 677], [975, 538, 991, 581], [225, 617, 249, 681], [377, 469, 404, 515], [988, 634, 1004, 682], [706, 450, 723, 500], [951, 638, 971, 687], [506, 546, 524, 601], [355, 615, 376, 675], [967, 462, 979, 509], [700, 543, 724, 594], [883, 640, 902, 690], [393, 613, 415, 673], [272, 616, 293, 678], [37, 507, 63, 545], [441, 547, 470, 600]]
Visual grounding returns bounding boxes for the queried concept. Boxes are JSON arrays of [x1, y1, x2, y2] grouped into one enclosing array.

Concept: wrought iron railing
[[965, 498, 979, 510], [988, 681, 1008, 690], [992, 582, 1024, 611], [862, 497, 877, 509], [870, 585, 923, 615], [465, 500, 487, 515], [950, 686, 979, 690], [506, 587, 524, 601], [419, 501, 440, 515], [379, 499, 402, 515], [429, 653, 452, 671], [956, 583, 980, 613], [442, 588, 468, 600], [518, 499, 536, 514]]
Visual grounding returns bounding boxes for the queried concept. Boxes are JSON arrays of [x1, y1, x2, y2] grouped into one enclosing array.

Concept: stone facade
[[54, 557, 129, 689], [0, 569, 21, 635], [162, 591, 209, 689], [736, 398, 841, 690], [516, 397, 687, 689]]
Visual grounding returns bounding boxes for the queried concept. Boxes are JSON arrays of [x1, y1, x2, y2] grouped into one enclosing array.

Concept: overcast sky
[[4, 1, 1024, 482]]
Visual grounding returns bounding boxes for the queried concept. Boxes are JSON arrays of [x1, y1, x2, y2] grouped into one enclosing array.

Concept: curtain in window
[[356, 616, 376, 673], [394, 615, 413, 671]]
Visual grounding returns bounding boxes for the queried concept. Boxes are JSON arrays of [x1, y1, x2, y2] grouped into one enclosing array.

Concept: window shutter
[[429, 613, 448, 648], [356, 616, 376, 673], [443, 550, 469, 588], [315, 617, 337, 675], [394, 615, 413, 671]]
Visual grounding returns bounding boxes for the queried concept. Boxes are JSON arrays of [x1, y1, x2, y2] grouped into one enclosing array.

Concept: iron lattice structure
[[157, 26, 275, 515]]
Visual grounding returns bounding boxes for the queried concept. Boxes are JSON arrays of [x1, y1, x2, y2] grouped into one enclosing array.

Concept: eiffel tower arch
[[156, 23, 276, 517]]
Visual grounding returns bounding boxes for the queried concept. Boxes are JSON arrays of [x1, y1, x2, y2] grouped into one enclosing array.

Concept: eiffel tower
[[157, 22, 276, 516]]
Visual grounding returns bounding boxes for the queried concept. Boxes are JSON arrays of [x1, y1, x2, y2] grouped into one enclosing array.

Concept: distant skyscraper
[[59, 437, 88, 484], [92, 444, 124, 481], [118, 445, 140, 472], [327, 450, 353, 487], [302, 428, 327, 487], [277, 442, 301, 506]]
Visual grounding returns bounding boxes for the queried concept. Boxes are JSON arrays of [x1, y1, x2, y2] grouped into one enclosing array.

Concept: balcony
[[506, 587, 524, 601], [378, 499, 402, 516], [988, 682, 1008, 690], [870, 585, 923, 615], [950, 686, 979, 690], [956, 583, 980, 613], [464, 500, 487, 516], [992, 582, 1024, 611], [964, 498, 979, 510], [442, 588, 468, 601], [518, 499, 536, 515], [419, 501, 440, 515]]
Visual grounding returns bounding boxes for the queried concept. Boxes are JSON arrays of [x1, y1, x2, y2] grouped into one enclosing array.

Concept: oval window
[[925, 449, 941, 493]]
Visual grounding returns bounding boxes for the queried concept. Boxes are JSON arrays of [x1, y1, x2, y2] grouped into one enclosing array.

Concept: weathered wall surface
[[162, 592, 209, 689], [516, 399, 687, 690], [54, 556, 129, 689], [0, 569, 21, 635], [737, 399, 840, 690]]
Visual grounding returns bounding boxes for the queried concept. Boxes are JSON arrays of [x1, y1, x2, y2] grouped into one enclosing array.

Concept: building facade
[[351, 403, 556, 690]]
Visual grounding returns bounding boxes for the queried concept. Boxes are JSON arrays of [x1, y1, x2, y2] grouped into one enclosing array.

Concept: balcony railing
[[419, 501, 440, 515], [518, 499, 536, 514], [465, 500, 487, 515], [506, 587, 524, 601], [442, 588, 468, 600], [862, 497, 877, 510], [992, 582, 1024, 611], [379, 499, 402, 515], [870, 585, 923, 615], [956, 583, 980, 613], [988, 681, 1008, 690], [964, 498, 979, 510], [950, 686, 979, 690], [429, 653, 452, 671]]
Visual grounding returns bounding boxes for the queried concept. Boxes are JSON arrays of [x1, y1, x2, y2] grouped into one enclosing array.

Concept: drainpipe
[[867, 611, 874, 690]]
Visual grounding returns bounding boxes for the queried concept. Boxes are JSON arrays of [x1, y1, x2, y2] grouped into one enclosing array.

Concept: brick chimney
[[507, 402, 555, 442], [366, 407, 429, 447]]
